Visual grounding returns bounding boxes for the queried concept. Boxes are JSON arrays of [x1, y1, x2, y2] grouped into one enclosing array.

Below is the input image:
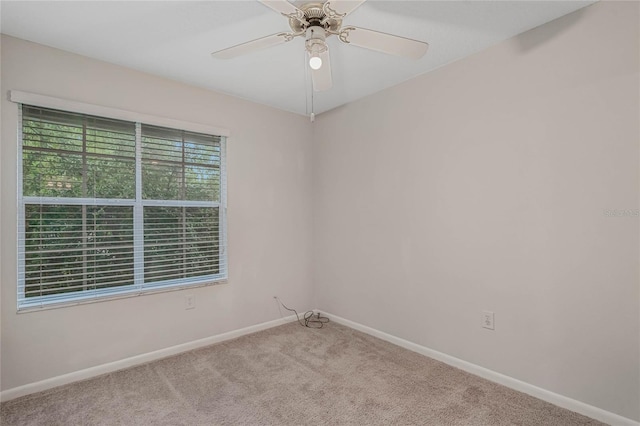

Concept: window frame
[[12, 91, 228, 311]]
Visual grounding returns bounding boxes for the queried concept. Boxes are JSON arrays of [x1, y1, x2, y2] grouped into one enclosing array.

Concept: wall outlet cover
[[482, 311, 495, 330], [185, 294, 195, 310]]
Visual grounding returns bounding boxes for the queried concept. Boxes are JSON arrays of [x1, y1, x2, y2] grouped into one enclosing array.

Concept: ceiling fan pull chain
[[310, 79, 315, 122]]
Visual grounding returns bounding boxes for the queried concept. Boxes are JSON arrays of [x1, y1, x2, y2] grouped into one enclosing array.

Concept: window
[[18, 105, 227, 309]]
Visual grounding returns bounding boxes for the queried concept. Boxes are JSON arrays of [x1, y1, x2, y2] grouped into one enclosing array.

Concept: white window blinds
[[18, 105, 227, 309], [140, 124, 224, 287]]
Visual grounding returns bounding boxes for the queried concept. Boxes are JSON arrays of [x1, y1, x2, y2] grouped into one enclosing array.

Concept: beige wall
[[312, 1, 639, 421], [0, 35, 314, 390]]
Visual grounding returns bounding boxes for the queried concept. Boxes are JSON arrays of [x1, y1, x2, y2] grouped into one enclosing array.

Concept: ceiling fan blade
[[311, 50, 332, 91], [211, 33, 291, 59], [325, 0, 367, 17], [340, 26, 429, 59], [258, 0, 302, 16]]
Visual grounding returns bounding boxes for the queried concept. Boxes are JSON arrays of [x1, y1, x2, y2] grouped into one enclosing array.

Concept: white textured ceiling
[[1, 0, 595, 116]]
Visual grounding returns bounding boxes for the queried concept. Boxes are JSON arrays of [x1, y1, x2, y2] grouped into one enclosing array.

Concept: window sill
[[16, 279, 229, 314]]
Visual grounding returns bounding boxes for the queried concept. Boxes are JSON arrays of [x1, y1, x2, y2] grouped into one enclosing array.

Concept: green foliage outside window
[[21, 106, 224, 302]]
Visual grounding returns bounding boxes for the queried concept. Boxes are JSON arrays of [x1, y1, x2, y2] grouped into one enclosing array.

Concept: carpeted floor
[[1, 321, 605, 425]]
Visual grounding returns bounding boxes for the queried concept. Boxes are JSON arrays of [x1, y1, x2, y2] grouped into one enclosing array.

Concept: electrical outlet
[[185, 294, 195, 310], [482, 311, 495, 330]]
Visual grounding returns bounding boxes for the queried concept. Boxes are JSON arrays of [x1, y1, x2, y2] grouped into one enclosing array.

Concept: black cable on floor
[[274, 297, 330, 329]]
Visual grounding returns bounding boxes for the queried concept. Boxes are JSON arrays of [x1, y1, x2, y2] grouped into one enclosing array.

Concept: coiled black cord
[[274, 297, 330, 329]]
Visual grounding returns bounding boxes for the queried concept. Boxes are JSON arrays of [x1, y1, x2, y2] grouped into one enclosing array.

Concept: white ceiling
[[1, 0, 595, 116]]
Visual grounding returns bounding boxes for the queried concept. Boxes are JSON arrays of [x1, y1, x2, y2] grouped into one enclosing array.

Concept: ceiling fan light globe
[[309, 55, 323, 70]]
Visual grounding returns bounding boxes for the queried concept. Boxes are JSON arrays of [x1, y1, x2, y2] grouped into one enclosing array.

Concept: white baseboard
[[324, 311, 639, 426], [0, 314, 298, 403]]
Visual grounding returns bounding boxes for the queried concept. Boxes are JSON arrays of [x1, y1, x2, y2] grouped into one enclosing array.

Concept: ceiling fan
[[211, 0, 429, 92]]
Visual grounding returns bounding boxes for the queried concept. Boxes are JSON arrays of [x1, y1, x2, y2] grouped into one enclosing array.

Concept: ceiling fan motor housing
[[288, 2, 342, 34]]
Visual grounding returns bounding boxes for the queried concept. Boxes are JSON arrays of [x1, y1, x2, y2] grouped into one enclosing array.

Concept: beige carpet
[[1, 322, 604, 425]]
